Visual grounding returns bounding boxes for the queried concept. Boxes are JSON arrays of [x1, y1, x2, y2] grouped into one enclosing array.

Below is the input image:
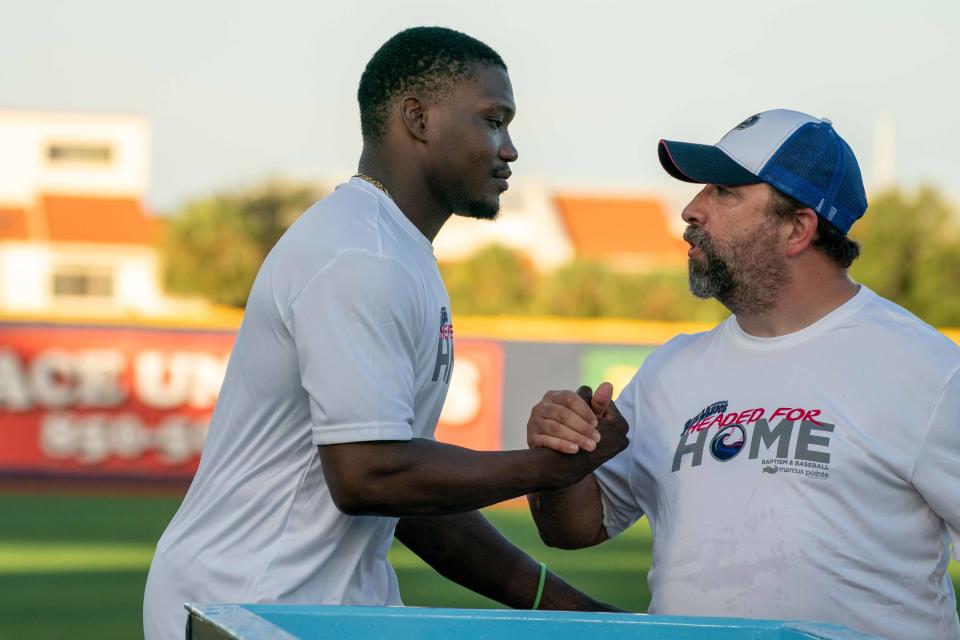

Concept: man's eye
[[487, 119, 502, 129], [716, 186, 730, 195]]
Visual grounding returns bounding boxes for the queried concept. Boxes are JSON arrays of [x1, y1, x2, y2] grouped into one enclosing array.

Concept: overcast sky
[[3, 0, 958, 212]]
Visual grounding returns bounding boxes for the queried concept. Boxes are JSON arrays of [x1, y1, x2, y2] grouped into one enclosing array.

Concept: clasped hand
[[527, 382, 629, 459]]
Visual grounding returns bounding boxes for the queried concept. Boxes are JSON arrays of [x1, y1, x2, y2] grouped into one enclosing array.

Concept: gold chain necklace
[[353, 173, 392, 199]]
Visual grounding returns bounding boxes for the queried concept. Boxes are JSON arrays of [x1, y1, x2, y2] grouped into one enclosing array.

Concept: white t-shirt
[[595, 286, 960, 640], [143, 178, 455, 640]]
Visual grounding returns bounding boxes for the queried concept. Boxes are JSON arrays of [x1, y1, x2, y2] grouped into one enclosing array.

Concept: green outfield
[[0, 492, 957, 639]]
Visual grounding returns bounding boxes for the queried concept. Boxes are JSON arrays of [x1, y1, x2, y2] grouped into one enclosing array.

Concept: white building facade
[[0, 110, 172, 318]]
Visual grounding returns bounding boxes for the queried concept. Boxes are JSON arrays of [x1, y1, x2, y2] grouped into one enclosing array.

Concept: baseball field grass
[[0, 491, 956, 639]]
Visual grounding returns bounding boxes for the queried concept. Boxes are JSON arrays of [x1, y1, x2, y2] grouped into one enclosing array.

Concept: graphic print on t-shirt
[[672, 401, 833, 481], [432, 306, 454, 384]]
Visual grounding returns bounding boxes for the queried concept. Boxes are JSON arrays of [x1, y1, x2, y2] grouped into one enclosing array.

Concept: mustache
[[683, 225, 711, 248]]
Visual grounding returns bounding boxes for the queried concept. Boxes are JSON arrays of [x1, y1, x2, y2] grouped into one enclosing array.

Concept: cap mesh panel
[[833, 137, 868, 227], [759, 122, 866, 232]]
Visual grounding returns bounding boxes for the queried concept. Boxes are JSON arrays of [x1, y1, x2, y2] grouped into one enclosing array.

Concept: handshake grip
[[531, 383, 630, 490], [574, 384, 629, 465]]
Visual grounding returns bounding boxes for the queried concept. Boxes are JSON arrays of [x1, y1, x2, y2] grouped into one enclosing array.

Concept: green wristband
[[532, 561, 547, 609]]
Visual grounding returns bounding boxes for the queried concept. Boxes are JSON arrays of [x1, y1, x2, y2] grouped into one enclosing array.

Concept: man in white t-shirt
[[526, 110, 960, 639], [144, 27, 628, 640]]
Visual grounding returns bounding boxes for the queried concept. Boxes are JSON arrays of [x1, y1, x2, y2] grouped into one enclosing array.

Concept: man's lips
[[684, 227, 706, 258], [493, 176, 510, 191]]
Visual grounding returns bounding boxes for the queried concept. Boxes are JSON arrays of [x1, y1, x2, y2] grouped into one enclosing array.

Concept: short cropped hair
[[768, 188, 861, 269], [358, 26, 506, 141]]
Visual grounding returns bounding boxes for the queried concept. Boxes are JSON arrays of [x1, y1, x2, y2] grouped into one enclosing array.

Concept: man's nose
[[681, 187, 710, 225], [499, 131, 518, 163]]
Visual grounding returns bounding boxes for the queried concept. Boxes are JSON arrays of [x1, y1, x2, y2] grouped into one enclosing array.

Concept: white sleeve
[[286, 250, 421, 446], [911, 366, 960, 548], [594, 369, 646, 539]]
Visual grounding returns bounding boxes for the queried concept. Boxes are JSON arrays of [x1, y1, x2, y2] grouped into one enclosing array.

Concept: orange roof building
[[0, 196, 159, 246], [0, 110, 174, 319], [41, 195, 160, 245], [0, 206, 29, 241], [434, 184, 688, 273], [553, 195, 688, 270]]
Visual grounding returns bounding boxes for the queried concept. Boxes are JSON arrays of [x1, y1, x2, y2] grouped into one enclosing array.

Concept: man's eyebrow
[[482, 101, 516, 118]]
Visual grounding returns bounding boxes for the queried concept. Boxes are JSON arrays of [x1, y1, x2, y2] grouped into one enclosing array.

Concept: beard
[[454, 195, 501, 221], [684, 221, 789, 315]]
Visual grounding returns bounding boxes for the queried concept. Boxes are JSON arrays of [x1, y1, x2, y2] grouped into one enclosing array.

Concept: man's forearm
[[320, 439, 606, 517], [529, 473, 609, 550], [395, 511, 617, 611]]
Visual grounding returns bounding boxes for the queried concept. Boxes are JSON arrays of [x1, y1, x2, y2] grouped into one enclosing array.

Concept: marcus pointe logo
[[710, 425, 746, 462], [735, 114, 761, 130], [762, 465, 779, 475]]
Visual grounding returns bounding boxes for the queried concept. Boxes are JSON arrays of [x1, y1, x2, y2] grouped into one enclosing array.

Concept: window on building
[[52, 268, 114, 298], [47, 143, 113, 166]]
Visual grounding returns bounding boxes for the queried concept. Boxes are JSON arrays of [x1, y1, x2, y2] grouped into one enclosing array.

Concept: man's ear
[[785, 207, 819, 258], [399, 96, 429, 142]]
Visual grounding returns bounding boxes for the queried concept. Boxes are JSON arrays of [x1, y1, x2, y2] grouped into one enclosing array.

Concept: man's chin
[[454, 198, 500, 220], [687, 278, 716, 300], [688, 263, 730, 301]]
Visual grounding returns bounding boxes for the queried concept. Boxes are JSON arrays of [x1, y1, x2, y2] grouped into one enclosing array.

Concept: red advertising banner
[[434, 340, 504, 451], [0, 323, 235, 479], [0, 323, 505, 480]]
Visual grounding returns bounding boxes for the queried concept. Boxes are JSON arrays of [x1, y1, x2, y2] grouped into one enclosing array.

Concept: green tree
[[851, 186, 960, 326], [440, 245, 538, 315], [533, 263, 727, 322], [533, 261, 626, 317], [909, 235, 960, 327], [850, 187, 949, 301], [441, 248, 729, 322], [616, 271, 729, 323], [162, 180, 324, 307]]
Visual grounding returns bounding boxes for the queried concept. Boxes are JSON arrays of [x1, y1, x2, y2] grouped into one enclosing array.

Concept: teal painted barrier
[[185, 604, 879, 639]]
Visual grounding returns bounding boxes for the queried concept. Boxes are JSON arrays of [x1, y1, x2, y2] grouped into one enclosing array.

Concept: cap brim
[[658, 140, 761, 185]]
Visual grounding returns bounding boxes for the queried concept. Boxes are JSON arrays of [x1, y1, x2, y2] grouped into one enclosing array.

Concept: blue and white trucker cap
[[658, 109, 868, 233]]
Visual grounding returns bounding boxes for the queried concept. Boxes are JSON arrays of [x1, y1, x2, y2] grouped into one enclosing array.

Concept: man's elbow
[[539, 532, 589, 550], [327, 482, 365, 515], [533, 521, 606, 550], [320, 444, 406, 516], [326, 473, 391, 516]]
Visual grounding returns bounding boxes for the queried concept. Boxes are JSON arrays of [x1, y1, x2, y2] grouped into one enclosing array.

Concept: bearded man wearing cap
[[525, 110, 960, 639]]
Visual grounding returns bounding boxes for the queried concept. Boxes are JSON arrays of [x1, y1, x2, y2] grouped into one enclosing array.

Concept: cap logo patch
[[734, 114, 761, 130]]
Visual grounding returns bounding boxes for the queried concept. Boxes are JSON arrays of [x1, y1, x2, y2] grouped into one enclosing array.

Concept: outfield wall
[[2, 314, 957, 482]]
